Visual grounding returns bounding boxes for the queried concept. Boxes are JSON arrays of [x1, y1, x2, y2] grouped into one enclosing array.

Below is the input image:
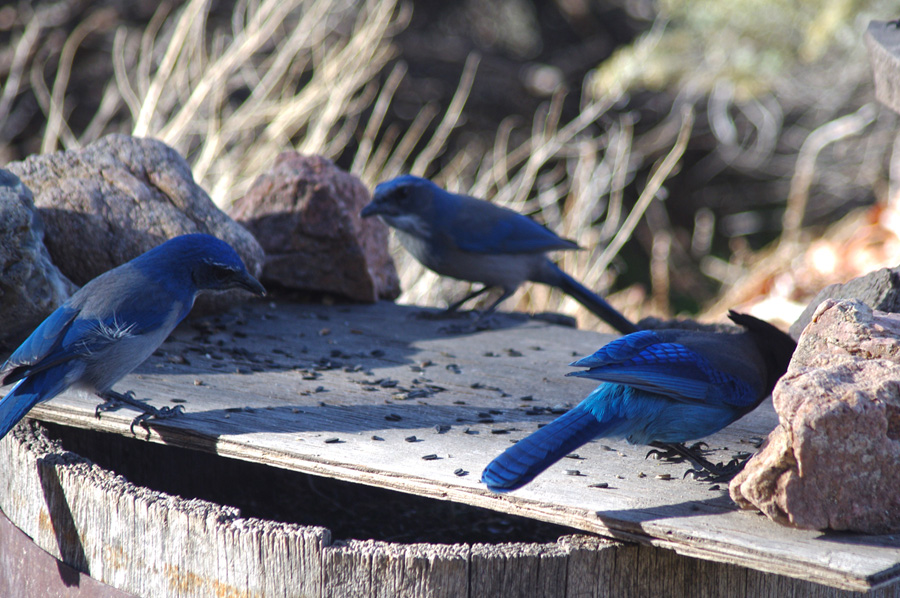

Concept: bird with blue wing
[[360, 175, 637, 334], [0, 233, 266, 439], [481, 311, 796, 492]]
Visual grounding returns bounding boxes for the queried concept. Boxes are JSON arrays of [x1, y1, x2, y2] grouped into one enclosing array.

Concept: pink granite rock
[[229, 153, 400, 302], [730, 299, 900, 533]]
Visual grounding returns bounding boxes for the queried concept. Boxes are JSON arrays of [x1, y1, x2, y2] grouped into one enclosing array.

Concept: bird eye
[[212, 266, 232, 282]]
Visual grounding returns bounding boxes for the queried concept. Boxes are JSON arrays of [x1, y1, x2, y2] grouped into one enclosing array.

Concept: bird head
[[141, 234, 266, 297], [727, 311, 796, 393], [360, 175, 437, 238]]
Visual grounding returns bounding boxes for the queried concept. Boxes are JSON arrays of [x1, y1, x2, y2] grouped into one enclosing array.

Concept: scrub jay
[[360, 175, 636, 334], [0, 234, 265, 438], [481, 311, 796, 491]]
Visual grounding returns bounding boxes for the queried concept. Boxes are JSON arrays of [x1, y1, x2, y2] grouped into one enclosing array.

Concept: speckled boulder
[[230, 153, 399, 302], [0, 170, 75, 348], [731, 300, 900, 533], [5, 134, 263, 289]]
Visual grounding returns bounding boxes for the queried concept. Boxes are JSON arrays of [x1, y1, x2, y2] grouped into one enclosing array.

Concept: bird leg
[[647, 441, 747, 482], [646, 441, 708, 463], [95, 389, 185, 435], [446, 286, 492, 313]]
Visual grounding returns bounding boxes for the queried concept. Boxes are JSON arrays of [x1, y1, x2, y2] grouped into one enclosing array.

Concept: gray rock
[[0, 171, 76, 349], [789, 266, 900, 339], [230, 153, 400, 302], [730, 300, 900, 533], [5, 134, 264, 290]]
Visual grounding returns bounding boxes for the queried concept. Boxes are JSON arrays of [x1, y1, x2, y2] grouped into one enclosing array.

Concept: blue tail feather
[[481, 403, 611, 492], [552, 267, 638, 335], [0, 368, 69, 440]]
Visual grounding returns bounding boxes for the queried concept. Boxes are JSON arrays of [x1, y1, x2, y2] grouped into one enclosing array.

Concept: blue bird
[[0, 234, 266, 439], [360, 175, 637, 334], [481, 311, 796, 492]]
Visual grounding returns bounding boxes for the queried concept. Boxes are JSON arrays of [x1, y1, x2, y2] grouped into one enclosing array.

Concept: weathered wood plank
[[13, 298, 900, 592]]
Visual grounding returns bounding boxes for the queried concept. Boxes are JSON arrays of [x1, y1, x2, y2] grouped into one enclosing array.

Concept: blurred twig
[[782, 103, 878, 245]]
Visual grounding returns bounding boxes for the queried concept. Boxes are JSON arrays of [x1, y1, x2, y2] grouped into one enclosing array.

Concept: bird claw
[[128, 404, 185, 435], [683, 458, 747, 483], [94, 390, 139, 417], [648, 441, 751, 483], [95, 390, 186, 436]]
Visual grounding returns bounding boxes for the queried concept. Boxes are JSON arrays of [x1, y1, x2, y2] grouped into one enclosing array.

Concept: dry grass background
[[1, 0, 898, 330]]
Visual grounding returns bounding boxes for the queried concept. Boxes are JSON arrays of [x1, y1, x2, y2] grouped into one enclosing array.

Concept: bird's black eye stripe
[[211, 264, 234, 281]]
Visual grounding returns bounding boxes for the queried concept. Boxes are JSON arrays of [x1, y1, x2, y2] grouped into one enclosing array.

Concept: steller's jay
[[481, 311, 796, 491]]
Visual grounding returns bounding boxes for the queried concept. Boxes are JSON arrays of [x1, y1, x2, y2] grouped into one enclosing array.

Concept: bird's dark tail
[[538, 262, 637, 335], [481, 402, 611, 492]]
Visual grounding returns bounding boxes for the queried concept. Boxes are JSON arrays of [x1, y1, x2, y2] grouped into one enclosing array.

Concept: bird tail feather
[[481, 403, 612, 492], [548, 265, 637, 335], [0, 370, 67, 441]]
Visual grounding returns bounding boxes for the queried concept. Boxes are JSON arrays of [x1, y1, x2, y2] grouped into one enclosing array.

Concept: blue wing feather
[[568, 333, 754, 405], [434, 190, 577, 255]]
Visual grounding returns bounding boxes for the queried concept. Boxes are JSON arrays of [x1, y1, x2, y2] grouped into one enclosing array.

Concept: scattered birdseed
[[405, 435, 420, 443], [324, 437, 342, 444], [565, 469, 584, 477], [434, 424, 451, 434], [422, 454, 440, 461], [656, 473, 673, 480], [564, 454, 583, 460], [590, 482, 609, 489], [384, 413, 402, 422], [454, 468, 469, 477], [371, 435, 384, 441]]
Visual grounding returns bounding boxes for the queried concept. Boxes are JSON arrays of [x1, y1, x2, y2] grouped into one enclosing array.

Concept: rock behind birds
[[0, 170, 76, 349], [4, 134, 264, 311], [730, 299, 900, 533], [230, 153, 400, 302], [789, 265, 900, 339]]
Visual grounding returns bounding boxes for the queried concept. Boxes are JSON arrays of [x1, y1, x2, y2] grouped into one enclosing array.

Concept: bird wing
[[1, 282, 181, 386], [568, 331, 752, 405], [444, 196, 577, 254], [0, 305, 80, 385]]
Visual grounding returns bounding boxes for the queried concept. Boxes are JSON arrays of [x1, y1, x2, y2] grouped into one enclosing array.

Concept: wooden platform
[[23, 299, 900, 593]]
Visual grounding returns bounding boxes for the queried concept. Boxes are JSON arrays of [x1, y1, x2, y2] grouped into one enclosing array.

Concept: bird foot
[[95, 390, 185, 435], [646, 441, 708, 463], [647, 441, 748, 482], [683, 452, 752, 483]]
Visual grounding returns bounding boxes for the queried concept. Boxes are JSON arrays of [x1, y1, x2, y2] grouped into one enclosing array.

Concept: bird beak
[[237, 273, 267, 297], [360, 201, 382, 218]]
